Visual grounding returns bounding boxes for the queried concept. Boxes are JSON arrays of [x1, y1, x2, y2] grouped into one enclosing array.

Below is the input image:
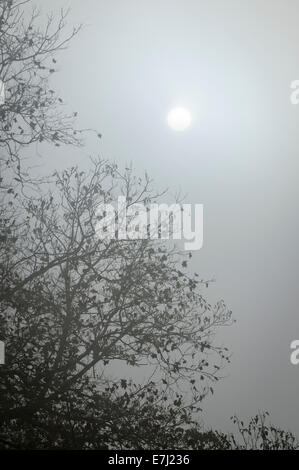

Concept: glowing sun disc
[[167, 107, 192, 131]]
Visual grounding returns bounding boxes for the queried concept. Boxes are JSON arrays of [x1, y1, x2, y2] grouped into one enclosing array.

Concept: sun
[[167, 107, 192, 131]]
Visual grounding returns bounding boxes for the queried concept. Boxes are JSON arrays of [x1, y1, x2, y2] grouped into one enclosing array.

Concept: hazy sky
[[32, 0, 299, 435]]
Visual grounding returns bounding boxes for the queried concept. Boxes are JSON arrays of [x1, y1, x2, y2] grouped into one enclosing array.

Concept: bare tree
[[0, 0, 87, 186]]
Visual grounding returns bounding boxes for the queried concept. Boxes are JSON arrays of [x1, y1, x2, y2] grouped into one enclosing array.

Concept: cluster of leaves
[[229, 412, 298, 450], [1, 378, 297, 450]]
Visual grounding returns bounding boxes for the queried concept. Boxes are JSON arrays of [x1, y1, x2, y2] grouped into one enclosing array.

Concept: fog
[[31, 0, 299, 435]]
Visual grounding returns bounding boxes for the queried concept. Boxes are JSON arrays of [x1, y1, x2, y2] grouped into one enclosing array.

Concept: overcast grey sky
[[33, 0, 299, 435]]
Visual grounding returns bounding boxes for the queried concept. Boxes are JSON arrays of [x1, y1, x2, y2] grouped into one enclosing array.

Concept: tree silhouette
[[0, 0, 296, 451], [0, 0, 84, 186], [0, 158, 232, 448]]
